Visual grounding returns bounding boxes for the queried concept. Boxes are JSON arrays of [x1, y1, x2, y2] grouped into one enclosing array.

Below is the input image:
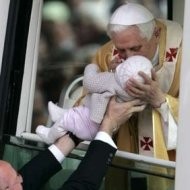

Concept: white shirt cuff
[[48, 144, 65, 163], [95, 131, 117, 149]]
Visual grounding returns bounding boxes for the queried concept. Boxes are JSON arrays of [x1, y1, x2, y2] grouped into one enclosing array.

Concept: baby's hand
[[109, 54, 124, 72]]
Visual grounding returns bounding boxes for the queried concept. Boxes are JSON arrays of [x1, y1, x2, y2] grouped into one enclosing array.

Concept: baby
[[36, 55, 153, 144]]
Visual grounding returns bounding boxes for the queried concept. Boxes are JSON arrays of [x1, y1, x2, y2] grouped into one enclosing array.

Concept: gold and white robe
[[90, 19, 182, 190]]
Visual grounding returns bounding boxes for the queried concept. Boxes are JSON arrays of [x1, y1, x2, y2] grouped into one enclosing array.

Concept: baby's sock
[[36, 123, 66, 144], [48, 101, 67, 122]]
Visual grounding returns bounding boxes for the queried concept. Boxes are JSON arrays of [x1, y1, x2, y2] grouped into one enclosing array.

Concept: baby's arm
[[83, 63, 115, 93]]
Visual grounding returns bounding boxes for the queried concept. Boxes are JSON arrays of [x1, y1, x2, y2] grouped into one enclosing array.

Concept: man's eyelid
[[130, 46, 142, 51]]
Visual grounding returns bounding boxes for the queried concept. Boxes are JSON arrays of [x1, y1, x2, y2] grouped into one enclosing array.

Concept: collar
[[151, 45, 159, 66]]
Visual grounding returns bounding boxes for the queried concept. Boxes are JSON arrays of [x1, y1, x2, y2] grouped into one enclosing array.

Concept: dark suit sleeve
[[19, 149, 62, 190], [60, 140, 117, 190]]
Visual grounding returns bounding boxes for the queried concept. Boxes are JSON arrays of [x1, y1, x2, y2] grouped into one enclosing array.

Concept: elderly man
[[81, 2, 181, 190], [93, 1, 181, 161]]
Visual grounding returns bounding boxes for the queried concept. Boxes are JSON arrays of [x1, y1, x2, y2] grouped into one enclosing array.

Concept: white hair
[[107, 20, 156, 41]]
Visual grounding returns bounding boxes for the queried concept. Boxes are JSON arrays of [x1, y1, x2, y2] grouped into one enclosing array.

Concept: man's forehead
[[111, 26, 144, 40]]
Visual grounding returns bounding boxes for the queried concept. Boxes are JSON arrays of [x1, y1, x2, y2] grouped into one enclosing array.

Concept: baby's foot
[[36, 125, 66, 144], [48, 101, 67, 122]]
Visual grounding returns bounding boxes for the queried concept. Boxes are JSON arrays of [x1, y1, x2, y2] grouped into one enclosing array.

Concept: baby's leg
[[36, 105, 99, 144], [48, 101, 67, 122], [36, 101, 67, 144], [62, 106, 99, 140], [36, 123, 66, 144]]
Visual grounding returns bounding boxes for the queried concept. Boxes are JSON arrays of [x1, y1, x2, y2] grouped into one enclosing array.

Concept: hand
[[125, 69, 166, 108], [108, 55, 123, 72], [100, 96, 146, 136]]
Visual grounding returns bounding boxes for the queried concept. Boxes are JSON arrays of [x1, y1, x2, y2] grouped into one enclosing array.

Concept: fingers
[[126, 79, 147, 98], [126, 83, 145, 97], [126, 71, 158, 101], [109, 55, 123, 71], [101, 97, 146, 136], [111, 97, 145, 118], [132, 104, 146, 113], [138, 69, 157, 83], [138, 71, 152, 84], [129, 98, 145, 106], [125, 99, 146, 114]]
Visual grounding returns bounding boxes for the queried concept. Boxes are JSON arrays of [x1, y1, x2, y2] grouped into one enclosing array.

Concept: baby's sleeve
[[83, 63, 115, 93]]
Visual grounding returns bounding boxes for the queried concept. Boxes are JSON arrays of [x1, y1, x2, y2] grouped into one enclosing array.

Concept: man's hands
[[125, 69, 166, 108], [100, 96, 145, 136]]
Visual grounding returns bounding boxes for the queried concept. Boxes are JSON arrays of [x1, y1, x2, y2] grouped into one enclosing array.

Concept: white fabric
[[156, 19, 183, 93], [156, 102, 178, 150], [36, 124, 67, 144], [115, 55, 152, 89], [167, 111, 177, 149], [138, 19, 182, 156], [49, 144, 65, 163], [84, 64, 128, 123], [58, 106, 99, 140], [43, 104, 99, 141], [151, 45, 159, 66], [152, 20, 182, 150], [48, 131, 117, 164], [48, 103, 99, 140], [48, 101, 67, 122], [109, 2, 154, 25], [95, 131, 117, 149], [39, 56, 152, 143], [156, 101, 168, 122], [84, 56, 152, 124]]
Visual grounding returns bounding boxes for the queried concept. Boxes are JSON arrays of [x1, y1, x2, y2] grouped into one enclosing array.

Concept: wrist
[[100, 117, 118, 137], [153, 99, 166, 108], [66, 132, 81, 146], [55, 135, 75, 156], [152, 94, 166, 108]]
